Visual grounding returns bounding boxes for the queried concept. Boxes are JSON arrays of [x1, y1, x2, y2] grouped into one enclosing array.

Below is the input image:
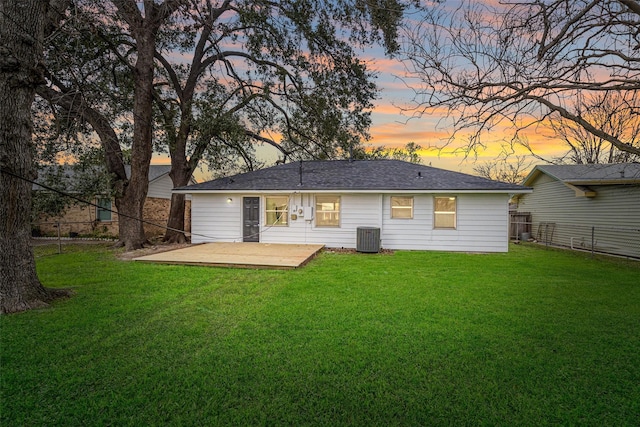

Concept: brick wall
[[142, 197, 170, 237], [36, 202, 118, 237], [35, 197, 192, 240]]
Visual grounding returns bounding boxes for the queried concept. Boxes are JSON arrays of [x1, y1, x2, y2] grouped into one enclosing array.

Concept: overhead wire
[[1, 166, 298, 244], [0, 167, 207, 241], [3, 2, 390, 245]]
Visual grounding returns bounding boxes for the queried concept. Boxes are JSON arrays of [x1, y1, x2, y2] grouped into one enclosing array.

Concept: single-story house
[[514, 163, 640, 258], [174, 160, 531, 252], [34, 165, 196, 238]]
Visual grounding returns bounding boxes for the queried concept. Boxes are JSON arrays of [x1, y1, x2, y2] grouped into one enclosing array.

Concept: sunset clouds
[[362, 46, 568, 174]]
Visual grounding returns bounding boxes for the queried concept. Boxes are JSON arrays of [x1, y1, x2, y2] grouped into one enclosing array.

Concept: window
[[391, 196, 413, 219], [315, 195, 340, 227], [96, 197, 112, 222], [434, 196, 456, 229], [265, 196, 289, 226]]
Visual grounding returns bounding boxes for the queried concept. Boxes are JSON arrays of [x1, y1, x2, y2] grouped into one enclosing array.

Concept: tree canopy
[[401, 0, 640, 161], [38, 0, 411, 246]]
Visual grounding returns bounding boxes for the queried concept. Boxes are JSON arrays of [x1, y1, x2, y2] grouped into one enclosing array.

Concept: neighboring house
[[515, 163, 640, 258], [34, 165, 197, 239], [174, 160, 531, 252]]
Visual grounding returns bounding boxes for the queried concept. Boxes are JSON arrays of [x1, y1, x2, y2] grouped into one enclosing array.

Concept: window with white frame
[[315, 195, 340, 227], [434, 196, 456, 229], [265, 196, 289, 226], [96, 197, 112, 222], [391, 196, 413, 219]]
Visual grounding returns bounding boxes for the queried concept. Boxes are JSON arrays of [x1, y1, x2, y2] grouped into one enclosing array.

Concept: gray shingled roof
[[34, 165, 173, 190], [175, 160, 529, 193], [124, 165, 172, 181], [525, 163, 640, 185]]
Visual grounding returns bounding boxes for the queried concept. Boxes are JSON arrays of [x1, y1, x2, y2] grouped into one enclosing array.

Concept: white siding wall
[[455, 193, 510, 252], [147, 174, 173, 199], [191, 194, 243, 243], [381, 194, 431, 250], [381, 194, 509, 252], [517, 175, 640, 257], [261, 193, 382, 248], [149, 174, 193, 200], [191, 192, 511, 252]]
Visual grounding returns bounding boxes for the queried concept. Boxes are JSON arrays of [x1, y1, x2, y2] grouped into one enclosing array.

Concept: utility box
[[356, 227, 381, 253]]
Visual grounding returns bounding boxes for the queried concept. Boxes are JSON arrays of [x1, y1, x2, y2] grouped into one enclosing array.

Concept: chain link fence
[[31, 219, 170, 241], [34, 218, 638, 259], [32, 220, 119, 239], [30, 221, 117, 254], [510, 218, 640, 259]]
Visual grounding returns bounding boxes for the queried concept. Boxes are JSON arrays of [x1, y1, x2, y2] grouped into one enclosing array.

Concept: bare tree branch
[[401, 0, 640, 161]]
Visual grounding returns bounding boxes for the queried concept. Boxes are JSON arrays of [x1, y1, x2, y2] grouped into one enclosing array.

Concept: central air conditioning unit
[[356, 227, 381, 253]]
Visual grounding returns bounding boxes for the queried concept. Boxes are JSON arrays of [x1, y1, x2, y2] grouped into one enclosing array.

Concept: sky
[[359, 49, 563, 175], [238, 50, 565, 176], [177, 51, 560, 180], [347, 0, 573, 175], [150, 1, 573, 180]]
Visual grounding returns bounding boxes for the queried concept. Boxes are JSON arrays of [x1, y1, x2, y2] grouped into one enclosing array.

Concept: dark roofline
[[174, 159, 531, 194], [524, 163, 640, 186], [33, 164, 194, 191]]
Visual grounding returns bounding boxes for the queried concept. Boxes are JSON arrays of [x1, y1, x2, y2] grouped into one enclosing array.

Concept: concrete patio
[[132, 242, 324, 269]]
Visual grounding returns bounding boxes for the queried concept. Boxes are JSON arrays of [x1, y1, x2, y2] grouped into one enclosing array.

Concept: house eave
[[564, 183, 597, 198], [173, 188, 532, 195], [522, 168, 544, 187], [565, 178, 640, 186]]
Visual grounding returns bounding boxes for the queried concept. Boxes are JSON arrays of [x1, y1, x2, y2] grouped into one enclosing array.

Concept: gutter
[[172, 188, 533, 195]]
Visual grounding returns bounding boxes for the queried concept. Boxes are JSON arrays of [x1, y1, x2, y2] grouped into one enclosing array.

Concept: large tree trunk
[[115, 187, 148, 250], [0, 0, 70, 314], [162, 97, 195, 244], [122, 42, 155, 249], [36, 84, 145, 250], [36, 84, 143, 249], [112, 1, 161, 250], [164, 156, 193, 243], [164, 193, 188, 243], [113, 0, 187, 250]]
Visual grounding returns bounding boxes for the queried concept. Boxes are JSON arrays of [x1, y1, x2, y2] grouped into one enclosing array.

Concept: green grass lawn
[[2, 244, 639, 426]]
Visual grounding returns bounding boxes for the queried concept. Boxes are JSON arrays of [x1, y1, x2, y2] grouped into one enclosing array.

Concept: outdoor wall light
[[226, 197, 233, 204]]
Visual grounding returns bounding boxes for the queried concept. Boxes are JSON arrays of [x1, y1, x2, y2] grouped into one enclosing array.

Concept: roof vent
[[417, 171, 423, 178], [620, 170, 625, 178]]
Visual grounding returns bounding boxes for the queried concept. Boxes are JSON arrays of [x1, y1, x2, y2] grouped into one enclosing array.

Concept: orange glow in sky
[[152, 23, 570, 180], [357, 51, 567, 174]]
